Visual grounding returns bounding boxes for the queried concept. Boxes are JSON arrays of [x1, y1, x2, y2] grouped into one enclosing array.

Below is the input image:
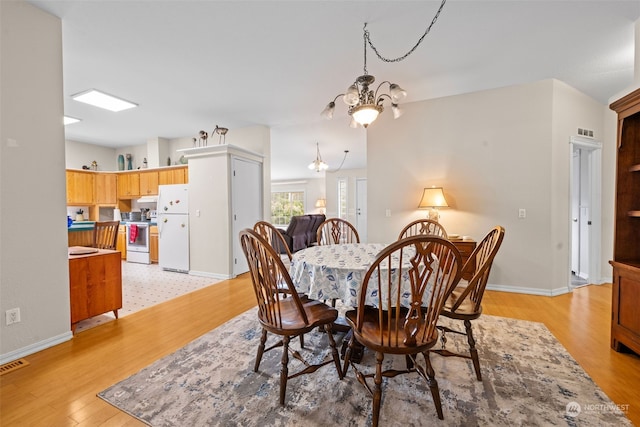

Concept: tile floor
[[74, 262, 221, 333]]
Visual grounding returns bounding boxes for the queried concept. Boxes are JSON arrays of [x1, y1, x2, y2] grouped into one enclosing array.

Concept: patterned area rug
[[98, 309, 630, 426]]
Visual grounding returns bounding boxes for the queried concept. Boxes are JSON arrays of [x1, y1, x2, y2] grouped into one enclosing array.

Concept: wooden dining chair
[[342, 235, 462, 425], [316, 218, 360, 245], [238, 229, 343, 405], [398, 218, 448, 240], [253, 221, 293, 261], [93, 221, 120, 250], [433, 225, 505, 381]]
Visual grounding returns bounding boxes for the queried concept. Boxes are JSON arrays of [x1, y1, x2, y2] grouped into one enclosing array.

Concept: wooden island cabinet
[[609, 88, 640, 356], [68, 247, 122, 333]]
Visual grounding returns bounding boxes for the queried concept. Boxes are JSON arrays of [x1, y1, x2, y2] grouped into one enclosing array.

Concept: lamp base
[[428, 209, 440, 222]]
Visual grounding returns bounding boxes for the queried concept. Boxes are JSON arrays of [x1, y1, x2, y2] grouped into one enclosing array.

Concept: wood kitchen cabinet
[[139, 170, 159, 195], [159, 166, 188, 185], [117, 172, 140, 198], [116, 225, 127, 260], [68, 248, 122, 333], [95, 173, 117, 204], [150, 225, 159, 263], [609, 88, 640, 356], [66, 170, 95, 205]]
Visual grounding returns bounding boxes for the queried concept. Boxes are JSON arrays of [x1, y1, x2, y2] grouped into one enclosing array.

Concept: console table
[[68, 247, 122, 333]]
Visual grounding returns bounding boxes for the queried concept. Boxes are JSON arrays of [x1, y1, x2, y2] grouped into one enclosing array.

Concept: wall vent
[[0, 358, 30, 375], [577, 128, 594, 138]]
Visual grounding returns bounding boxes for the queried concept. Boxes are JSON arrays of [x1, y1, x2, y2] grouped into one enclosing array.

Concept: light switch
[[196, 209, 200, 217], [518, 208, 526, 219], [385, 209, 391, 217]]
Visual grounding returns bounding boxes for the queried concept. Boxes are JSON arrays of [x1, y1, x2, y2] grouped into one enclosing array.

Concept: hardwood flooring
[[1, 278, 638, 426]]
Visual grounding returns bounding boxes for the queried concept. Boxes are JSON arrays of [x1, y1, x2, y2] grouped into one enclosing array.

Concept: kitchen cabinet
[[117, 172, 140, 198], [609, 88, 640, 356], [159, 166, 188, 185], [66, 170, 95, 205], [150, 225, 159, 263], [139, 170, 159, 195], [116, 225, 127, 260], [95, 173, 117, 204], [69, 248, 122, 333]]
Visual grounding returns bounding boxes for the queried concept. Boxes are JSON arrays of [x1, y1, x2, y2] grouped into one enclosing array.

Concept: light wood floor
[[1, 277, 638, 426]]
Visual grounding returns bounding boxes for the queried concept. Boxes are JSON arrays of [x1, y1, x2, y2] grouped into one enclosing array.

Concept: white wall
[[65, 139, 117, 170], [366, 79, 613, 295], [1, 1, 72, 362]]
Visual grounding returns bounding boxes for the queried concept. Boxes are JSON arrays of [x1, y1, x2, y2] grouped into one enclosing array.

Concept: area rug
[[98, 309, 630, 426]]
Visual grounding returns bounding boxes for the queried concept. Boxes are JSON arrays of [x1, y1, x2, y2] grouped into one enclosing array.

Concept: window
[[271, 191, 305, 225], [337, 178, 347, 219]]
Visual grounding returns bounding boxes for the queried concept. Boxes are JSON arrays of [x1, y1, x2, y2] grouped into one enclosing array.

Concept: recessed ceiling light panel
[[64, 115, 81, 125], [71, 89, 137, 112]]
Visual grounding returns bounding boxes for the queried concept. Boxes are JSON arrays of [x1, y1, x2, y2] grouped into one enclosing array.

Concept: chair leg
[[280, 335, 290, 405], [372, 351, 384, 427], [424, 351, 444, 420], [300, 334, 305, 348], [325, 324, 344, 379], [342, 334, 355, 376], [464, 319, 482, 381], [255, 328, 267, 372]]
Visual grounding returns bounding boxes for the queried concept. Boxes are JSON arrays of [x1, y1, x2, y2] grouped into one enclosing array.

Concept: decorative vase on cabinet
[[117, 154, 125, 171]]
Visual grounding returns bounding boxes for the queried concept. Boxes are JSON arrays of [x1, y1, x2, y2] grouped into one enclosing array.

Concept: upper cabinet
[[66, 170, 95, 205], [67, 166, 188, 204], [117, 172, 140, 199], [139, 170, 159, 195], [159, 166, 188, 185], [95, 173, 117, 205]]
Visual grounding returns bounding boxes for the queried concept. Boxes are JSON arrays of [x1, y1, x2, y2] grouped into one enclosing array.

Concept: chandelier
[[321, 0, 447, 128], [308, 143, 329, 172]]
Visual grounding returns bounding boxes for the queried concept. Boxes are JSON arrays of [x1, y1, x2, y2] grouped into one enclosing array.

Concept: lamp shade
[[418, 187, 448, 209], [315, 198, 326, 208]]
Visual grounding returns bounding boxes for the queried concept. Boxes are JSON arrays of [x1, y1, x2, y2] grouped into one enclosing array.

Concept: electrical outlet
[[6, 308, 21, 325]]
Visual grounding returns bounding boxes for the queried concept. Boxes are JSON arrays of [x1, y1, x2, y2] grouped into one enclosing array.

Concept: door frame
[[568, 136, 602, 287]]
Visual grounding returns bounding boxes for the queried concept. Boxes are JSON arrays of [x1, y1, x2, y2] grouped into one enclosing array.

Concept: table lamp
[[315, 198, 326, 214], [418, 187, 449, 221]]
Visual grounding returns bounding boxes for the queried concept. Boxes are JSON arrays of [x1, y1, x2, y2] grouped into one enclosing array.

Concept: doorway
[[569, 136, 602, 289]]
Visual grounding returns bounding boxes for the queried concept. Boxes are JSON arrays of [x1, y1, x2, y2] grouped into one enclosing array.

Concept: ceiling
[[29, 0, 639, 180]]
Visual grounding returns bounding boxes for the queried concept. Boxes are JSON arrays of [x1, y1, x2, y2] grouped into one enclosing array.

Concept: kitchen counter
[[68, 221, 95, 232]]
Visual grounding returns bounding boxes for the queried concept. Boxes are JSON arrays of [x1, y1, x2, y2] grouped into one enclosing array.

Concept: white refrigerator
[[158, 184, 189, 273]]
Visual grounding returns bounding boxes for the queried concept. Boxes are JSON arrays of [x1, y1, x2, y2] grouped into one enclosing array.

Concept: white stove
[[126, 221, 151, 264]]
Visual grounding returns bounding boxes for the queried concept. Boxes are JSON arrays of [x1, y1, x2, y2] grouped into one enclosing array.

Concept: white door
[[231, 157, 262, 276], [571, 149, 580, 274], [568, 136, 602, 288], [356, 178, 367, 243]]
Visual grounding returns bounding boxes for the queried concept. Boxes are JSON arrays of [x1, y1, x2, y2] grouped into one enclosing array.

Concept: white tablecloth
[[290, 243, 427, 308]]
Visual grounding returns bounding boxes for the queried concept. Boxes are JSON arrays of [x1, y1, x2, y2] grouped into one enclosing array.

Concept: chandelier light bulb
[[389, 84, 407, 103], [392, 103, 403, 119], [321, 102, 336, 119], [351, 104, 382, 128], [343, 84, 360, 106]]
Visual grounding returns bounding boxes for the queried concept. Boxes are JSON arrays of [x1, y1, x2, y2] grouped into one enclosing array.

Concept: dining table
[[289, 242, 432, 310]]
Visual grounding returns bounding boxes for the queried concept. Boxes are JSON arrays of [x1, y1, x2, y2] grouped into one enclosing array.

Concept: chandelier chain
[[364, 0, 447, 64]]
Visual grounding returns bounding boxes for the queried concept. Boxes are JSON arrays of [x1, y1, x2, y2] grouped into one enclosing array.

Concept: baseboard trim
[[0, 331, 73, 365], [487, 280, 611, 296], [189, 270, 233, 280]]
